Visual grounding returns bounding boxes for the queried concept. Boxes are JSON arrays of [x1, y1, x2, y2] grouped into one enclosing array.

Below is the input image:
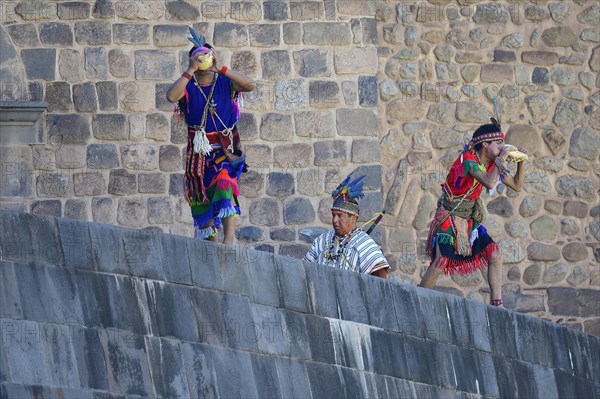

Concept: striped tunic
[[304, 229, 389, 274]]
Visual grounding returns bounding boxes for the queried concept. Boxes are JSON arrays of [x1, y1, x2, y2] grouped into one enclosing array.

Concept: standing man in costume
[[305, 175, 390, 278], [419, 119, 527, 307], [166, 28, 255, 243]]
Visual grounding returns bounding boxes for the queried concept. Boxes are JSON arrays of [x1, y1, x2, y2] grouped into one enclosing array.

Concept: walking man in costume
[[166, 28, 255, 243], [419, 119, 527, 307], [305, 175, 390, 279]]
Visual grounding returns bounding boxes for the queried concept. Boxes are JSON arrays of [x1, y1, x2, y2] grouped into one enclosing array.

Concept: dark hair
[[473, 118, 502, 151], [189, 43, 213, 56]]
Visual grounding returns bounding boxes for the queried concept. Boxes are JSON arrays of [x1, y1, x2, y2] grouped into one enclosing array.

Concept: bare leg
[[221, 216, 236, 245], [487, 247, 502, 301], [419, 245, 444, 288], [198, 220, 216, 242]]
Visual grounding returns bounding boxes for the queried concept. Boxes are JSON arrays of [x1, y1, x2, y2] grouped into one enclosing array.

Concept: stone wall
[[1, 211, 600, 398], [0, 1, 598, 334]]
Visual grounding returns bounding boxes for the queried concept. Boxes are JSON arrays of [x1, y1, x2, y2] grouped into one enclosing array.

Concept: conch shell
[[197, 52, 214, 70], [503, 144, 529, 163]]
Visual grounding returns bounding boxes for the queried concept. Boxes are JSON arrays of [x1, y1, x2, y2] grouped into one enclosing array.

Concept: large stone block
[[213, 23, 248, 47], [97, 329, 154, 395], [144, 337, 190, 399], [266, 172, 294, 197], [522, 51, 559, 66], [108, 48, 131, 78], [166, 1, 199, 21], [84, 47, 109, 80], [47, 114, 90, 144], [505, 124, 540, 150], [542, 26, 578, 47], [336, 108, 378, 137], [153, 24, 188, 47], [237, 167, 263, 197], [527, 242, 561, 261], [293, 49, 329, 77], [529, 215, 557, 241], [248, 23, 280, 46], [334, 46, 378, 74], [73, 82, 98, 112], [39, 22, 73, 46], [114, 23, 151, 44], [135, 50, 178, 80], [284, 197, 315, 224], [260, 113, 293, 141], [121, 144, 159, 170], [261, 50, 291, 80], [74, 21, 111, 45], [147, 196, 174, 224], [276, 358, 312, 398], [45, 81, 72, 112], [386, 100, 427, 121], [351, 139, 380, 163], [57, 1, 90, 19], [273, 143, 313, 169], [274, 79, 307, 110], [117, 198, 146, 228], [248, 197, 279, 226], [58, 49, 84, 82], [21, 49, 56, 80], [86, 144, 119, 169], [65, 205, 92, 230], [304, 22, 351, 46], [548, 287, 600, 317], [569, 127, 599, 160], [92, 114, 127, 140], [73, 172, 105, 196], [294, 110, 335, 138], [108, 169, 137, 195], [137, 173, 165, 194], [6, 23, 39, 47], [556, 175, 594, 201], [309, 80, 341, 108], [562, 242, 589, 262], [94, 82, 117, 112]]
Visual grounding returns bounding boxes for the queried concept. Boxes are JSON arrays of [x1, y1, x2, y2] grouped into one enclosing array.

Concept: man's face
[[331, 210, 357, 236], [484, 139, 504, 159]]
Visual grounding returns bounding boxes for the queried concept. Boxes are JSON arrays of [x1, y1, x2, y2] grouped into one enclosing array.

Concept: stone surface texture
[[0, 211, 598, 398], [0, 0, 597, 332]]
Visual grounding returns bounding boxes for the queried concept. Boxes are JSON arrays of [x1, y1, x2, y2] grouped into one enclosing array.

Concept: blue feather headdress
[[188, 26, 205, 48], [331, 174, 365, 216]]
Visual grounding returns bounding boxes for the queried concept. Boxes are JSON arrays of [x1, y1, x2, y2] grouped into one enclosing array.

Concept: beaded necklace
[[324, 227, 359, 263]]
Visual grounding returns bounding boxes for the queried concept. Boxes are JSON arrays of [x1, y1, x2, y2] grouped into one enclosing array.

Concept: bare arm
[[502, 160, 526, 192], [211, 51, 255, 93], [166, 56, 198, 103], [469, 163, 501, 190]]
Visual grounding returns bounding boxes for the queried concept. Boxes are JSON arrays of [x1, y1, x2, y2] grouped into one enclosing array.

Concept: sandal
[[491, 299, 503, 307]]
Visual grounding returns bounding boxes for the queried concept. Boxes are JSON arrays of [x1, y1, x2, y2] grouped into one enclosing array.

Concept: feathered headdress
[[188, 27, 210, 57], [188, 26, 205, 48], [331, 174, 365, 216]]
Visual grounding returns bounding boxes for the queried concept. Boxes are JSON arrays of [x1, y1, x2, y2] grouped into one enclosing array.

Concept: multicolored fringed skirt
[[426, 206, 499, 275], [185, 130, 244, 239]]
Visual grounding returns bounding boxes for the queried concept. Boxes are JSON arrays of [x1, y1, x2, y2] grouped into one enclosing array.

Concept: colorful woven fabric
[[180, 74, 244, 237], [186, 144, 243, 233], [428, 151, 499, 275]]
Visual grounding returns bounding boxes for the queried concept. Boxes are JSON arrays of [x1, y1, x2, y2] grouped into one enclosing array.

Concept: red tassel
[[435, 242, 499, 275]]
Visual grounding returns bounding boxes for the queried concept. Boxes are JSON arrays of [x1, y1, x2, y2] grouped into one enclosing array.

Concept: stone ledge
[[0, 101, 47, 145]]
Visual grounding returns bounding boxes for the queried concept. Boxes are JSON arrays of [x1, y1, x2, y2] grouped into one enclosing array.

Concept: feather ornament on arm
[[331, 174, 366, 201]]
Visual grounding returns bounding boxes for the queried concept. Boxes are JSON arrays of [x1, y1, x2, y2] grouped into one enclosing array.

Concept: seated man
[[304, 175, 389, 279]]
